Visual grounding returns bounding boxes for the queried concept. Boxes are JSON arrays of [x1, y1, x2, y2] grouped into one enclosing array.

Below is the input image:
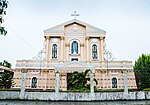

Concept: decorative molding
[[60, 73, 66, 76], [80, 43, 84, 47], [85, 37, 89, 40], [44, 19, 106, 34], [21, 69, 28, 73], [60, 36, 64, 40], [100, 37, 105, 40], [65, 43, 70, 46], [45, 36, 50, 39], [30, 71, 40, 74]]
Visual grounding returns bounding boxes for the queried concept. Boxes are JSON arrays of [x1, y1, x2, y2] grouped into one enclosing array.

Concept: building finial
[[71, 11, 79, 19]]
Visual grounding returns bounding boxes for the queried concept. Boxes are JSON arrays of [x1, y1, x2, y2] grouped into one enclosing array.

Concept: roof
[[0, 66, 13, 72], [44, 19, 106, 34]]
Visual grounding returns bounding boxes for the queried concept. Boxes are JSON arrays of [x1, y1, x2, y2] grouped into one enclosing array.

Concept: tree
[[0, 60, 12, 68], [134, 54, 150, 90], [0, 0, 8, 36], [67, 69, 98, 91], [0, 60, 14, 89], [0, 71, 14, 89]]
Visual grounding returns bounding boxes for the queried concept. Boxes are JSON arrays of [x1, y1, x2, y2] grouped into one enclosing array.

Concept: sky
[[0, 0, 150, 68]]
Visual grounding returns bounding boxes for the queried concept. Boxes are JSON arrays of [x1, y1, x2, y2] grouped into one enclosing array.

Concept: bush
[[25, 89, 55, 92], [143, 88, 150, 91], [0, 88, 20, 91], [95, 89, 124, 92]]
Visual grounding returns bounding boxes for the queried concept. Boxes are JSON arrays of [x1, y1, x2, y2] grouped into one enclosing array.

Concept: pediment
[[44, 19, 106, 34], [65, 61, 85, 67], [55, 61, 95, 69]]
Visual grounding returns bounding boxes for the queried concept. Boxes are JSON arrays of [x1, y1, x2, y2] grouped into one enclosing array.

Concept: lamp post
[[104, 51, 112, 89]]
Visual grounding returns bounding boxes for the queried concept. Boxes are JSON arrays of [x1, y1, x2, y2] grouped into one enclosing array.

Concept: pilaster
[[100, 37, 104, 60], [86, 37, 90, 61], [80, 43, 84, 61], [65, 43, 70, 61], [60, 36, 64, 61], [45, 36, 50, 60]]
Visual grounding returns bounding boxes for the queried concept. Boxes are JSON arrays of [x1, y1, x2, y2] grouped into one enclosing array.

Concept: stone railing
[[0, 91, 150, 101]]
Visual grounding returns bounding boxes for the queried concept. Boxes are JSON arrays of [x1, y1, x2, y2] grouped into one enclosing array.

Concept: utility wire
[[5, 21, 39, 51]]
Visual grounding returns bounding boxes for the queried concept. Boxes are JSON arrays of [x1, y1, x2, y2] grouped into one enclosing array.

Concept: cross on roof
[[71, 11, 79, 19]]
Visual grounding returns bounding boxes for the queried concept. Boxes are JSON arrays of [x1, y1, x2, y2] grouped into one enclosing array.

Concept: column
[[19, 69, 27, 99], [60, 36, 64, 61], [86, 37, 90, 61], [55, 71, 60, 93], [100, 37, 104, 60], [45, 36, 50, 60], [90, 71, 94, 93], [123, 71, 128, 99], [80, 43, 84, 61], [65, 43, 69, 61]]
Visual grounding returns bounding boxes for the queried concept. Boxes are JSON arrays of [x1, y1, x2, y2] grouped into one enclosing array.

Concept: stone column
[[100, 37, 104, 60], [19, 69, 27, 99], [123, 71, 128, 99], [86, 37, 90, 61], [80, 43, 84, 61], [55, 71, 60, 93], [90, 71, 94, 93], [45, 36, 50, 60], [60, 36, 64, 61]]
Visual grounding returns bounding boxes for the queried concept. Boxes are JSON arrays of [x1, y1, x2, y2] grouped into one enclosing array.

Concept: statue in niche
[[72, 41, 78, 54]]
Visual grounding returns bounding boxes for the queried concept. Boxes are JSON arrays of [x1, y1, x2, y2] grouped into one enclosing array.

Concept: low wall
[[0, 91, 150, 101]]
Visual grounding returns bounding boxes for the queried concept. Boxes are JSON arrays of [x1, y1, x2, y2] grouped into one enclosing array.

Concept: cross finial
[[71, 11, 79, 19]]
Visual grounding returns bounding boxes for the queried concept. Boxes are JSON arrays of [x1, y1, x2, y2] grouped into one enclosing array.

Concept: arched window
[[112, 77, 117, 88], [52, 44, 57, 58], [71, 41, 78, 55], [31, 77, 37, 88], [92, 44, 98, 59]]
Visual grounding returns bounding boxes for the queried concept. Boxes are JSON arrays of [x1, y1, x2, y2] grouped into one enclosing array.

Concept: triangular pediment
[[65, 61, 85, 67], [44, 19, 106, 34], [55, 61, 95, 69]]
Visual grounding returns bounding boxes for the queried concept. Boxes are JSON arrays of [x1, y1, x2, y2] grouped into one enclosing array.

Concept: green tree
[[134, 54, 150, 90], [0, 60, 12, 68], [67, 69, 98, 91], [0, 0, 8, 36], [0, 60, 14, 89], [0, 71, 14, 89]]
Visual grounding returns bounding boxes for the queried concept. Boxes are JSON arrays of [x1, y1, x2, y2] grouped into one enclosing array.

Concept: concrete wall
[[0, 91, 150, 101]]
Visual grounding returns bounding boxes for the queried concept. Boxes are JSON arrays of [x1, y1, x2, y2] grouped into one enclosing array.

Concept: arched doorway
[[112, 77, 117, 88], [31, 77, 37, 88]]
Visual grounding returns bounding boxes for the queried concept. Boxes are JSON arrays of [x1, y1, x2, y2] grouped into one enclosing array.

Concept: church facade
[[13, 19, 137, 91]]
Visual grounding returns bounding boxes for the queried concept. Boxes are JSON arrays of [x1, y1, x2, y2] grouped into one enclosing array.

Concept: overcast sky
[[0, 0, 150, 68]]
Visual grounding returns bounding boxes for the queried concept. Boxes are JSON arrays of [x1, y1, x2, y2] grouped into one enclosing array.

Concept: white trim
[[67, 37, 83, 44]]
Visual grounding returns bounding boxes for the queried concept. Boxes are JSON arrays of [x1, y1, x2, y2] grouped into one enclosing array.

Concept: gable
[[44, 19, 106, 35], [55, 61, 95, 68], [64, 22, 86, 33]]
